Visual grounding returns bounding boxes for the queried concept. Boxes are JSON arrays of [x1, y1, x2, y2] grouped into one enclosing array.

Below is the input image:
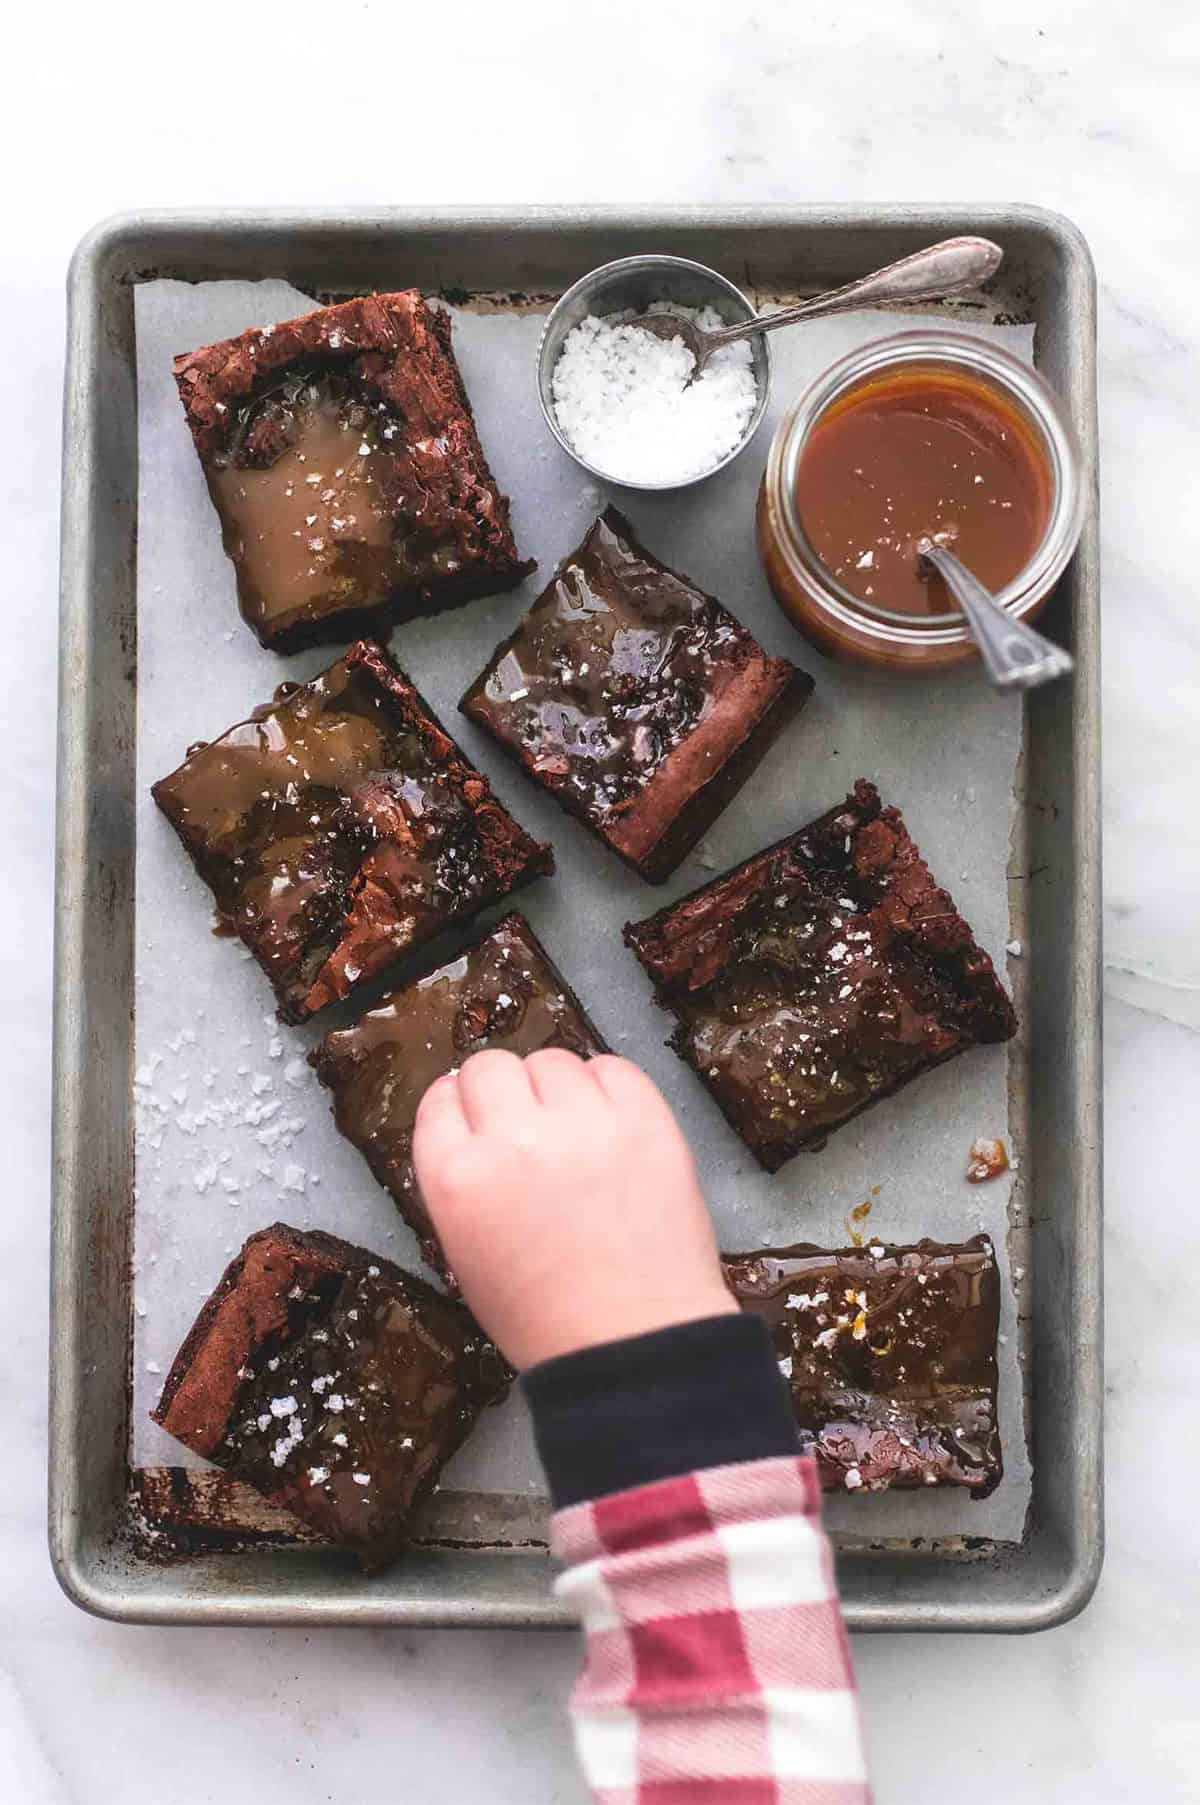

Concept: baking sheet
[[132, 278, 1033, 1544]]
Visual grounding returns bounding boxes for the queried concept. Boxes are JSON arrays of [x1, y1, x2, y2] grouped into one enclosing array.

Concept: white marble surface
[[3, 2, 1197, 1797]]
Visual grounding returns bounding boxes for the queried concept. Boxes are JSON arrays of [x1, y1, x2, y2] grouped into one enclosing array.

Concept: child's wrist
[[523, 1311, 800, 1510]]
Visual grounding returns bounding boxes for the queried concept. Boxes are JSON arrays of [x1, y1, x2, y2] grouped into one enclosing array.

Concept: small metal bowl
[[536, 254, 772, 492]]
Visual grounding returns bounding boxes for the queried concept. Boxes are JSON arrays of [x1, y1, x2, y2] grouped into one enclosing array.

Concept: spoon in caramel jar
[[627, 237, 1004, 376], [916, 538, 1073, 689]]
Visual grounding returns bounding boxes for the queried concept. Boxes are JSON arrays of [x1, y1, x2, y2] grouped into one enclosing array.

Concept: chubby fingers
[[524, 1046, 598, 1108], [416, 1050, 650, 1164], [586, 1053, 669, 1111], [412, 1068, 472, 1173], [453, 1047, 536, 1131]]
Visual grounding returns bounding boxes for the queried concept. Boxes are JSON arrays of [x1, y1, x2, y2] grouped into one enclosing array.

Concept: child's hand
[[412, 1049, 737, 1370]]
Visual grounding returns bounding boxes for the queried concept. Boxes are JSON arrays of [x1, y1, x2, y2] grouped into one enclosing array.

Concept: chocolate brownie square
[[174, 291, 533, 650], [724, 1235, 1003, 1496], [152, 1223, 509, 1569], [625, 779, 1016, 1168], [460, 508, 812, 882], [151, 640, 553, 1022], [311, 912, 608, 1280]]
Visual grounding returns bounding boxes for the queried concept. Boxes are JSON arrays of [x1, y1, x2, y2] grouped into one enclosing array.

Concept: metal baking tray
[[53, 205, 1101, 1629]]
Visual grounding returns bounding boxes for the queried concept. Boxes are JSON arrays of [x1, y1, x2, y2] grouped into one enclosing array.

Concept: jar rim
[[767, 329, 1086, 645]]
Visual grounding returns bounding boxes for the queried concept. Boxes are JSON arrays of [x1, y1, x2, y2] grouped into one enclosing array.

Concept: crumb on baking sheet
[[966, 1137, 1009, 1183]]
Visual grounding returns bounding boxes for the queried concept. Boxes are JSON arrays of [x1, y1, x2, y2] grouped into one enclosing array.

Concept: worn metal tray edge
[[52, 204, 1102, 1631]]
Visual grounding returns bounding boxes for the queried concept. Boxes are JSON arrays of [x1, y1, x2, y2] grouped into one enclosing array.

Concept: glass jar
[[757, 330, 1085, 673]]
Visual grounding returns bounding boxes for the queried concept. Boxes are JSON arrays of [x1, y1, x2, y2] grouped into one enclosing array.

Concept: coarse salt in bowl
[[551, 305, 757, 486], [536, 255, 772, 492]]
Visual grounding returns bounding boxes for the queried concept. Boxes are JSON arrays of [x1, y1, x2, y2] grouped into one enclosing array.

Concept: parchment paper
[[133, 278, 1033, 1543]]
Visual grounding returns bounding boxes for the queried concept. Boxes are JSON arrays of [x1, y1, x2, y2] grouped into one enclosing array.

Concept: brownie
[[724, 1236, 1003, 1496], [174, 291, 533, 650], [624, 779, 1017, 1169], [152, 1223, 510, 1569], [460, 508, 813, 882], [311, 912, 608, 1280], [151, 640, 553, 1022]]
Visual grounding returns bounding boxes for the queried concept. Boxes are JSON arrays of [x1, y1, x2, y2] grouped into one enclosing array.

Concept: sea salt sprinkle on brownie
[[462, 507, 812, 882], [311, 913, 608, 1282], [724, 1235, 1003, 1495], [151, 640, 553, 1022], [174, 291, 533, 650], [625, 779, 1016, 1167], [152, 1224, 509, 1570]]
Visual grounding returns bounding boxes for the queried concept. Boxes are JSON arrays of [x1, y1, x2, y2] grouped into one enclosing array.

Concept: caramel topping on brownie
[[152, 641, 552, 1021], [175, 292, 532, 649], [153, 1224, 509, 1571], [725, 1235, 1002, 1495], [312, 913, 607, 1278], [462, 508, 811, 882], [626, 781, 1016, 1167]]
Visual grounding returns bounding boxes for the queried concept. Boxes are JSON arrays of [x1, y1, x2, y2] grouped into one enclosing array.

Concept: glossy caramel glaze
[[153, 1224, 508, 1570], [795, 366, 1052, 617], [625, 780, 1016, 1169], [151, 641, 552, 1022], [312, 914, 607, 1278], [724, 1235, 1002, 1495], [208, 370, 413, 636], [174, 292, 532, 649], [462, 508, 811, 881]]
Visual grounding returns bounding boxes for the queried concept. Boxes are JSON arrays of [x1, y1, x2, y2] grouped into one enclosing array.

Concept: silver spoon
[[627, 236, 1004, 376], [916, 539, 1073, 690]]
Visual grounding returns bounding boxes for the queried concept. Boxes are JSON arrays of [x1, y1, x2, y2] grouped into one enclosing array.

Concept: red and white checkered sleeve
[[551, 1454, 870, 1805]]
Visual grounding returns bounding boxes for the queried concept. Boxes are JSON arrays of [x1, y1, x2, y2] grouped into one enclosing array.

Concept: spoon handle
[[918, 543, 1074, 691], [703, 236, 1004, 349]]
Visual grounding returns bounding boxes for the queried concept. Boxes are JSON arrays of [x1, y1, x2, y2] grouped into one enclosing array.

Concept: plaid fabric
[[553, 1456, 870, 1804]]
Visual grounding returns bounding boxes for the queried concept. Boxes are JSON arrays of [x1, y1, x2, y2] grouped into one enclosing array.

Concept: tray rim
[[52, 202, 1102, 1631]]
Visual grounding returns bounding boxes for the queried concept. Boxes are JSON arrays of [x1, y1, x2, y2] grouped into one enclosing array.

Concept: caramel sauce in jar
[[757, 332, 1083, 673], [795, 367, 1052, 617]]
